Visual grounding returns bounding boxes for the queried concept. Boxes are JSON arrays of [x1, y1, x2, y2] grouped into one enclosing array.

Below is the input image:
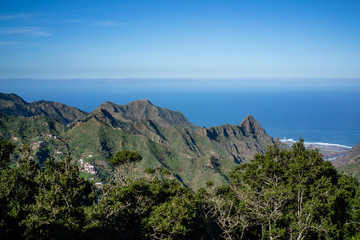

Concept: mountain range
[[4, 92, 357, 189], [0, 93, 88, 125]]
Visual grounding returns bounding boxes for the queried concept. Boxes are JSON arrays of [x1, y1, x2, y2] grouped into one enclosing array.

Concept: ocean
[[1, 79, 360, 147]]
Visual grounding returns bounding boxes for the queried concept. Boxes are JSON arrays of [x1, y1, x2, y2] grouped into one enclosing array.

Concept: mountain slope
[[0, 93, 88, 125], [31, 100, 88, 125], [66, 109, 277, 189], [195, 115, 276, 163], [0, 114, 66, 140], [332, 142, 360, 168], [96, 100, 198, 130], [0, 113, 69, 165], [334, 142, 360, 180], [1, 92, 279, 190], [0, 93, 44, 117]]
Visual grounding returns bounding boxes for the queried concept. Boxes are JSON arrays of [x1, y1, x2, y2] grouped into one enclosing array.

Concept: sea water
[[1, 79, 360, 147]]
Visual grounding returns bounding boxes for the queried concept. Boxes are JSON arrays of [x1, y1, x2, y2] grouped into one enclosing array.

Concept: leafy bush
[[109, 150, 142, 166]]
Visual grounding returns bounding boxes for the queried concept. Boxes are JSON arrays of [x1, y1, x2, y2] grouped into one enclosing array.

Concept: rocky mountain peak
[[98, 101, 117, 109], [0, 93, 87, 125], [130, 99, 153, 106], [0, 93, 28, 105], [96, 100, 198, 130], [240, 115, 266, 135]]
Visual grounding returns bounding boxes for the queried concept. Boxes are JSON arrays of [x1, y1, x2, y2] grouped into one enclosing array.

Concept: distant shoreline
[[280, 137, 351, 160], [280, 137, 352, 149]]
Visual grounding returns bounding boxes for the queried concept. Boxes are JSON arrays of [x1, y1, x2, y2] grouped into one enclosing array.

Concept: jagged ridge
[[0, 92, 278, 190], [0, 93, 88, 125], [96, 100, 198, 130]]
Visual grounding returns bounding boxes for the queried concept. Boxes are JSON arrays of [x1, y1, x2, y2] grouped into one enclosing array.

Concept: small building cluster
[[79, 159, 97, 175], [45, 134, 57, 139], [32, 141, 44, 150], [11, 136, 19, 141]]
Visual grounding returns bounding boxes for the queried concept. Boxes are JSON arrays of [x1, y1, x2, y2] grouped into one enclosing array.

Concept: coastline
[[280, 137, 351, 161]]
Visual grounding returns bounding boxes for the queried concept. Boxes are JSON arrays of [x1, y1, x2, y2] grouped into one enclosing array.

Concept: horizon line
[[1, 77, 360, 81]]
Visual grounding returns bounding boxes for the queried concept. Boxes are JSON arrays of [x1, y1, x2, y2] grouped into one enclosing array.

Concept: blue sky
[[1, 0, 360, 79]]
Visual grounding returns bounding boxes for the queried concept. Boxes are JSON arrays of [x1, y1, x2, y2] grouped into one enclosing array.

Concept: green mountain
[[0, 113, 69, 166], [0, 93, 88, 125], [0, 93, 279, 190], [334, 142, 360, 180], [96, 100, 199, 130]]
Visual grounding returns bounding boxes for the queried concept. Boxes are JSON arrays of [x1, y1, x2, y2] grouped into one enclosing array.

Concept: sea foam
[[280, 137, 352, 149]]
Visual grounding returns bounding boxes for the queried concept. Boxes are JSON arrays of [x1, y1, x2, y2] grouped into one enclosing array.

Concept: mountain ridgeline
[[1, 93, 278, 189], [96, 100, 198, 130], [0, 93, 88, 125]]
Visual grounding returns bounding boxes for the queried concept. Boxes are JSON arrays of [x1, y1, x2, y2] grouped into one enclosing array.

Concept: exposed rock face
[[32, 101, 88, 125], [240, 115, 267, 136], [0, 93, 88, 125], [96, 100, 198, 130], [0, 93, 28, 105], [197, 115, 276, 163], [332, 142, 360, 168], [0, 93, 43, 117]]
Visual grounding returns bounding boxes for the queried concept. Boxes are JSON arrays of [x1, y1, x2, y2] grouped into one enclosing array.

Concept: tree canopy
[[225, 140, 359, 239], [109, 150, 142, 166], [1, 138, 360, 239]]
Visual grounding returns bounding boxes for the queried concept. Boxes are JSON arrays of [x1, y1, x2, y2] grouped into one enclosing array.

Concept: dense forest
[[1, 138, 360, 240]]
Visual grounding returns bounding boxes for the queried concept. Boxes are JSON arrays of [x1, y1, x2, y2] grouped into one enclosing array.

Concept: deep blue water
[[1, 79, 360, 147]]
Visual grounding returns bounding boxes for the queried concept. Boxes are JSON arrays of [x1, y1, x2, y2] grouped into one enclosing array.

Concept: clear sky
[[1, 0, 360, 79]]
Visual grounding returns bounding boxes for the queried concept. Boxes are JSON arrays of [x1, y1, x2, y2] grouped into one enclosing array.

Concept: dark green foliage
[[1, 139, 360, 239], [0, 142, 93, 239], [109, 150, 142, 166], [146, 195, 197, 239], [21, 157, 93, 239], [225, 139, 360, 239], [109, 150, 143, 184], [0, 144, 40, 239], [160, 168, 171, 176], [34, 145, 51, 166], [83, 179, 198, 240], [0, 138, 15, 167], [144, 167, 156, 174]]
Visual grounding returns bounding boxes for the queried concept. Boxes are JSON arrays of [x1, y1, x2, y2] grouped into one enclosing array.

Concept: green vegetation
[[335, 142, 360, 182], [339, 163, 360, 182], [109, 150, 143, 166], [0, 139, 15, 168], [2, 93, 360, 238], [0, 93, 279, 190], [222, 140, 360, 239], [1, 139, 360, 239], [109, 150, 144, 185]]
